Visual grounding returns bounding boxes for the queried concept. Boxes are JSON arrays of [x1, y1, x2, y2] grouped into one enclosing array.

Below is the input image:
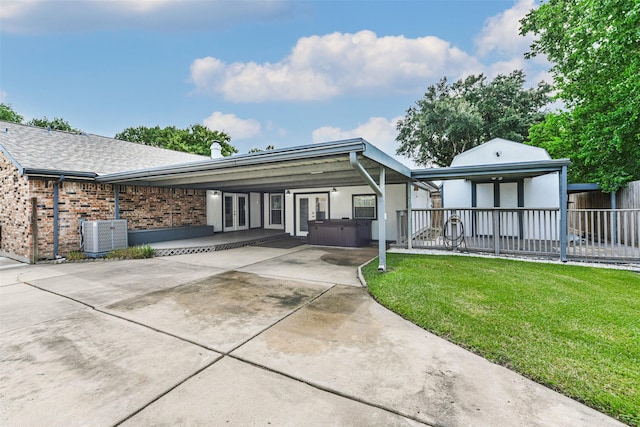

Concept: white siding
[[250, 192, 262, 228], [206, 190, 223, 232]]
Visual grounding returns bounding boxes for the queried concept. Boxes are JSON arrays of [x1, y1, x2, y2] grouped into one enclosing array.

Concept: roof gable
[[0, 121, 206, 176], [450, 138, 551, 167]]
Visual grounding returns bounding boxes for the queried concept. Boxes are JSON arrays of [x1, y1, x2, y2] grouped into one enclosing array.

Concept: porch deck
[[149, 229, 292, 256]]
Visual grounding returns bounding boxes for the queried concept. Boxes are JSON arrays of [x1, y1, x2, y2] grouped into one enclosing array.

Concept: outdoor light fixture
[[213, 191, 219, 197], [286, 190, 291, 195], [332, 187, 337, 193]]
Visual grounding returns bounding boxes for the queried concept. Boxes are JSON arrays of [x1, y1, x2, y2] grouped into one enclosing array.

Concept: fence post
[[493, 210, 500, 255], [611, 191, 617, 244]]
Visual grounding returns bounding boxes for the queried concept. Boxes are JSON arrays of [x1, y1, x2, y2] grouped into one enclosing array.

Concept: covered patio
[[99, 138, 429, 271]]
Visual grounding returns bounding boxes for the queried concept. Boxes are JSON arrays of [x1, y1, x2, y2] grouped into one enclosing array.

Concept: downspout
[[114, 185, 120, 219], [559, 166, 568, 262], [53, 175, 65, 258], [349, 152, 386, 272]]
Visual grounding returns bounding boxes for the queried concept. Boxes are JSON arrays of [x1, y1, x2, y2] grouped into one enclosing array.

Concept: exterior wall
[[524, 173, 560, 208], [249, 192, 262, 228], [443, 139, 559, 210], [443, 174, 560, 209], [118, 186, 206, 230], [206, 190, 223, 232], [0, 153, 32, 262], [1, 160, 207, 262], [451, 138, 550, 167], [442, 180, 470, 207], [283, 183, 431, 241], [30, 180, 117, 259]]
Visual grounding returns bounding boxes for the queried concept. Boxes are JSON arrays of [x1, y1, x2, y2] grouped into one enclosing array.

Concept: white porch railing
[[397, 208, 640, 262]]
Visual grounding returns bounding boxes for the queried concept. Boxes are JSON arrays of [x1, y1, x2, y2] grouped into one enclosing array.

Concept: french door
[[223, 193, 249, 232], [296, 193, 328, 236]]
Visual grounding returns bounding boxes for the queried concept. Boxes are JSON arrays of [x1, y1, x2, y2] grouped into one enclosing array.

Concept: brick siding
[[0, 154, 32, 261], [1, 153, 207, 261]]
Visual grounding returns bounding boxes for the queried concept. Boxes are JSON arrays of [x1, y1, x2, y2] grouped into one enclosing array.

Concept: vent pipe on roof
[[210, 140, 223, 159]]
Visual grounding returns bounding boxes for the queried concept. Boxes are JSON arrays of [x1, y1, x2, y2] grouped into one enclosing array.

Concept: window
[[270, 194, 283, 225], [353, 194, 377, 219]]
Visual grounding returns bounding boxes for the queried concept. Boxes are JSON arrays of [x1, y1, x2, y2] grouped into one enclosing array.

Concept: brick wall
[[1, 154, 207, 261], [29, 180, 118, 257], [0, 154, 32, 261], [119, 186, 207, 230]]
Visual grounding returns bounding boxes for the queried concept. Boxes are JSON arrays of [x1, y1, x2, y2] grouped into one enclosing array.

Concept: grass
[[362, 254, 640, 426], [65, 250, 87, 261]]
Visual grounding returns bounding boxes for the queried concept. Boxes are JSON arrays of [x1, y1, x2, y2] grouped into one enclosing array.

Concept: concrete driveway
[[0, 245, 623, 426]]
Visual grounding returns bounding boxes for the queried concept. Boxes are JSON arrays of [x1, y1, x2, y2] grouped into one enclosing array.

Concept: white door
[[223, 193, 249, 232], [499, 182, 519, 237], [296, 194, 328, 236], [474, 182, 520, 237], [475, 183, 494, 235]]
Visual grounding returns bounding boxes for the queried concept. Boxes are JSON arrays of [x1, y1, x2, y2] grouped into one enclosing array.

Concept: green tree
[[26, 116, 78, 132], [248, 144, 275, 154], [521, 0, 640, 192], [115, 124, 237, 157], [0, 103, 24, 123], [396, 70, 552, 167]]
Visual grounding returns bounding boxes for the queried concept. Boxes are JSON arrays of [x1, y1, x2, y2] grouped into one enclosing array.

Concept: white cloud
[[312, 116, 418, 168], [475, 0, 537, 57], [190, 30, 481, 102], [0, 0, 294, 34], [203, 112, 261, 140]]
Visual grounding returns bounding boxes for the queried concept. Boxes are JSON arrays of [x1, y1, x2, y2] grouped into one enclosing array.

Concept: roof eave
[[22, 168, 98, 180], [97, 139, 369, 183], [411, 159, 571, 181]]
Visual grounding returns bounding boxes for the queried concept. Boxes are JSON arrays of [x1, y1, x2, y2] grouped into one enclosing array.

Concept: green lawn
[[362, 254, 640, 426]]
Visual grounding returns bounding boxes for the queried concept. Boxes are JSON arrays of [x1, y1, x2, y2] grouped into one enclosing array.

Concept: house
[[0, 121, 433, 268]]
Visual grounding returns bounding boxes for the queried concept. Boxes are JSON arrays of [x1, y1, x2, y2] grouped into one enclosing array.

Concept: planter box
[[307, 219, 371, 247]]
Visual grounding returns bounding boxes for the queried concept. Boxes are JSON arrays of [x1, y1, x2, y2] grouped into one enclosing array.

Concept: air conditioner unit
[[82, 220, 128, 257]]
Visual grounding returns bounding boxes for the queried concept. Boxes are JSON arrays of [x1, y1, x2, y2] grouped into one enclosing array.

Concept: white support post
[[378, 166, 386, 271], [559, 165, 568, 262], [407, 181, 413, 249]]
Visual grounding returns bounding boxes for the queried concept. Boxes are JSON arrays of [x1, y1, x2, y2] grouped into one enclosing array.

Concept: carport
[[99, 138, 420, 271]]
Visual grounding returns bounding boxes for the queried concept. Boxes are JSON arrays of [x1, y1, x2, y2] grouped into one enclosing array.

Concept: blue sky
[[0, 0, 548, 166]]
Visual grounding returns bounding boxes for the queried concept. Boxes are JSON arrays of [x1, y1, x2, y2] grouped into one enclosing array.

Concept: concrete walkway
[[0, 245, 624, 426]]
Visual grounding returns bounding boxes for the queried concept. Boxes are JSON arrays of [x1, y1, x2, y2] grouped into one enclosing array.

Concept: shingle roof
[[0, 121, 207, 176]]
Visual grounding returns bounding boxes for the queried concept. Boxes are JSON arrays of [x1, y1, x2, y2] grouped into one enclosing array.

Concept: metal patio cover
[[97, 138, 413, 192]]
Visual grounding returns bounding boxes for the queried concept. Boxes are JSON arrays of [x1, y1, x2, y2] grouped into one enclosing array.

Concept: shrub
[[106, 245, 155, 259]]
